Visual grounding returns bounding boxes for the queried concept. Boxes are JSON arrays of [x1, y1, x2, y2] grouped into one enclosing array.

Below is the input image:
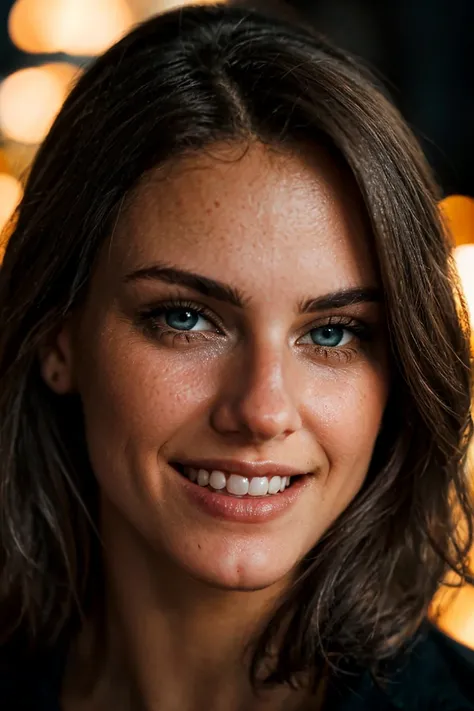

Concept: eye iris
[[311, 326, 344, 347], [166, 309, 199, 331]]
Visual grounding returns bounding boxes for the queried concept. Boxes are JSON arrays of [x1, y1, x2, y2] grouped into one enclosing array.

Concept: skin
[[42, 141, 389, 711]]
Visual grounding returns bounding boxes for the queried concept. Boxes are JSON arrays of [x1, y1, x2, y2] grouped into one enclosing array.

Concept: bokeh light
[[454, 245, 474, 323], [439, 195, 474, 338], [439, 194, 474, 247], [9, 0, 61, 53], [0, 173, 22, 236], [0, 150, 10, 174], [128, 0, 223, 20], [53, 0, 134, 56], [42, 61, 81, 87], [0, 63, 79, 145], [9, 0, 134, 56]]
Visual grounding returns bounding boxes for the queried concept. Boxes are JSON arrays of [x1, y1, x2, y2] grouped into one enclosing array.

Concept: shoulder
[[326, 622, 474, 710]]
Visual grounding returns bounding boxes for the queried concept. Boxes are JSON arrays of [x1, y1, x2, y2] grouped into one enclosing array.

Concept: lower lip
[[172, 466, 309, 523]]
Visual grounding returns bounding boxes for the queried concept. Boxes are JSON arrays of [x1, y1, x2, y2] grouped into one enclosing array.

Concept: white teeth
[[227, 474, 249, 496], [183, 467, 294, 495], [209, 470, 226, 490], [248, 476, 269, 496], [268, 476, 282, 494], [197, 469, 209, 487]]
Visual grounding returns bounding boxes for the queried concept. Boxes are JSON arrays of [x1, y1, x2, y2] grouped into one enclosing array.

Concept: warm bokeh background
[[0, 0, 473, 647]]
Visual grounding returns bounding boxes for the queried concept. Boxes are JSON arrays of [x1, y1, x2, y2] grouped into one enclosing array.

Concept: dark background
[[1, 0, 473, 196], [233, 0, 474, 197]]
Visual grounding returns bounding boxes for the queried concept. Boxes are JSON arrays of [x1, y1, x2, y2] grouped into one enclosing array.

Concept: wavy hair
[[0, 3, 472, 687]]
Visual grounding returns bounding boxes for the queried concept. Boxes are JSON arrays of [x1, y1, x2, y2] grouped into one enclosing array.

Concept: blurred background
[[0, 0, 473, 646]]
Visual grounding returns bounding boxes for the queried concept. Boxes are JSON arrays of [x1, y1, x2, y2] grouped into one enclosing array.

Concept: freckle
[[206, 208, 212, 215], [214, 200, 220, 208]]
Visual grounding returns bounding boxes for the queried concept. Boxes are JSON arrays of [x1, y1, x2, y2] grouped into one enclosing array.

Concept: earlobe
[[39, 324, 75, 394]]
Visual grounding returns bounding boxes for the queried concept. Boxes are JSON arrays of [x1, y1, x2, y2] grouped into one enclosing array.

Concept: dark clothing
[[1, 623, 473, 710], [325, 624, 474, 710]]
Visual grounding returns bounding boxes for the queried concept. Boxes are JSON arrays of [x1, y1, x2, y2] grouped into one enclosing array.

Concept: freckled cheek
[[77, 333, 220, 446], [302, 369, 388, 471]]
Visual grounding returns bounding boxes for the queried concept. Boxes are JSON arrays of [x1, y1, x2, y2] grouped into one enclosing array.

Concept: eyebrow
[[299, 287, 381, 313], [124, 263, 381, 313], [124, 264, 247, 308]]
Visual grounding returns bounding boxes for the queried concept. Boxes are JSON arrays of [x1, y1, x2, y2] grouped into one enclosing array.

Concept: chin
[[173, 537, 300, 592]]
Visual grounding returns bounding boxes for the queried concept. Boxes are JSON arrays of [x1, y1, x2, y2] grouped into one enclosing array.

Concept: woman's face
[[61, 142, 389, 591]]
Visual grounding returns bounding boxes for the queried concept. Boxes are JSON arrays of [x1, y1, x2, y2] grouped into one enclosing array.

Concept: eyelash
[[137, 299, 373, 362]]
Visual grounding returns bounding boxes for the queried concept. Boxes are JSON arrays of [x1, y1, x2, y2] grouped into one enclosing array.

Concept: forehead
[[108, 142, 377, 296]]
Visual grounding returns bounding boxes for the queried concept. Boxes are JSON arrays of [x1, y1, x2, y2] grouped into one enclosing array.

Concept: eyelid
[[310, 314, 361, 324], [299, 314, 367, 335]]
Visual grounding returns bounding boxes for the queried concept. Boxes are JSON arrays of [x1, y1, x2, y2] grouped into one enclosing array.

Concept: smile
[[169, 459, 310, 522], [180, 466, 294, 497]]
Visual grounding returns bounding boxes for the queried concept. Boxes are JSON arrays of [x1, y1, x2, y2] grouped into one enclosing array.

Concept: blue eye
[[165, 309, 198, 331], [139, 301, 220, 338], [306, 325, 353, 348], [164, 308, 210, 331]]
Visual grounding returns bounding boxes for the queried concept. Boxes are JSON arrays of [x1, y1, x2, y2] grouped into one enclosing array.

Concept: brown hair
[[0, 3, 472, 687]]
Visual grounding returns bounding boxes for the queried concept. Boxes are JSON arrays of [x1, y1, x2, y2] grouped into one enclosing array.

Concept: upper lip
[[173, 458, 308, 478]]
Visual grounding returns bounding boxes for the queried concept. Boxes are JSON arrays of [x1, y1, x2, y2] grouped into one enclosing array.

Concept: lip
[[172, 458, 308, 479], [169, 462, 310, 523]]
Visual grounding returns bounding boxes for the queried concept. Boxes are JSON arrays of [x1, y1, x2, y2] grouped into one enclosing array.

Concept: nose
[[210, 340, 303, 443]]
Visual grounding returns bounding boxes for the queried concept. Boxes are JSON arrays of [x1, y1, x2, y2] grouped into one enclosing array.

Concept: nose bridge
[[213, 335, 302, 441], [249, 343, 288, 410]]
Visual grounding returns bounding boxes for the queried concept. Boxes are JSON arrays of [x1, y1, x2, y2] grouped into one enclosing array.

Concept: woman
[[0, 5, 473, 710]]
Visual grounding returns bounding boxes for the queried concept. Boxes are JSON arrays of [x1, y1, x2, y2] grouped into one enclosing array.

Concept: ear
[[39, 322, 76, 394]]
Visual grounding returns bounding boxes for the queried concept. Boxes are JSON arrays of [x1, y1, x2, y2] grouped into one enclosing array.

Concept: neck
[[62, 501, 316, 711]]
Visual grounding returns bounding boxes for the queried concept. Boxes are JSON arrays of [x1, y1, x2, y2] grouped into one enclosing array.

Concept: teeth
[[227, 474, 249, 496], [248, 477, 269, 496], [197, 469, 209, 487], [182, 467, 294, 496], [209, 470, 226, 490], [268, 476, 281, 494]]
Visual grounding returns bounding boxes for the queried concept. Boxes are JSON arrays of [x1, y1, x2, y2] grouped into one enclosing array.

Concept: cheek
[[286, 365, 388, 542], [76, 324, 219, 472], [304, 365, 388, 481]]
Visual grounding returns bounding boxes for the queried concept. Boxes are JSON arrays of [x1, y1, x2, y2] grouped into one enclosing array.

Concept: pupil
[[166, 309, 198, 331]]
